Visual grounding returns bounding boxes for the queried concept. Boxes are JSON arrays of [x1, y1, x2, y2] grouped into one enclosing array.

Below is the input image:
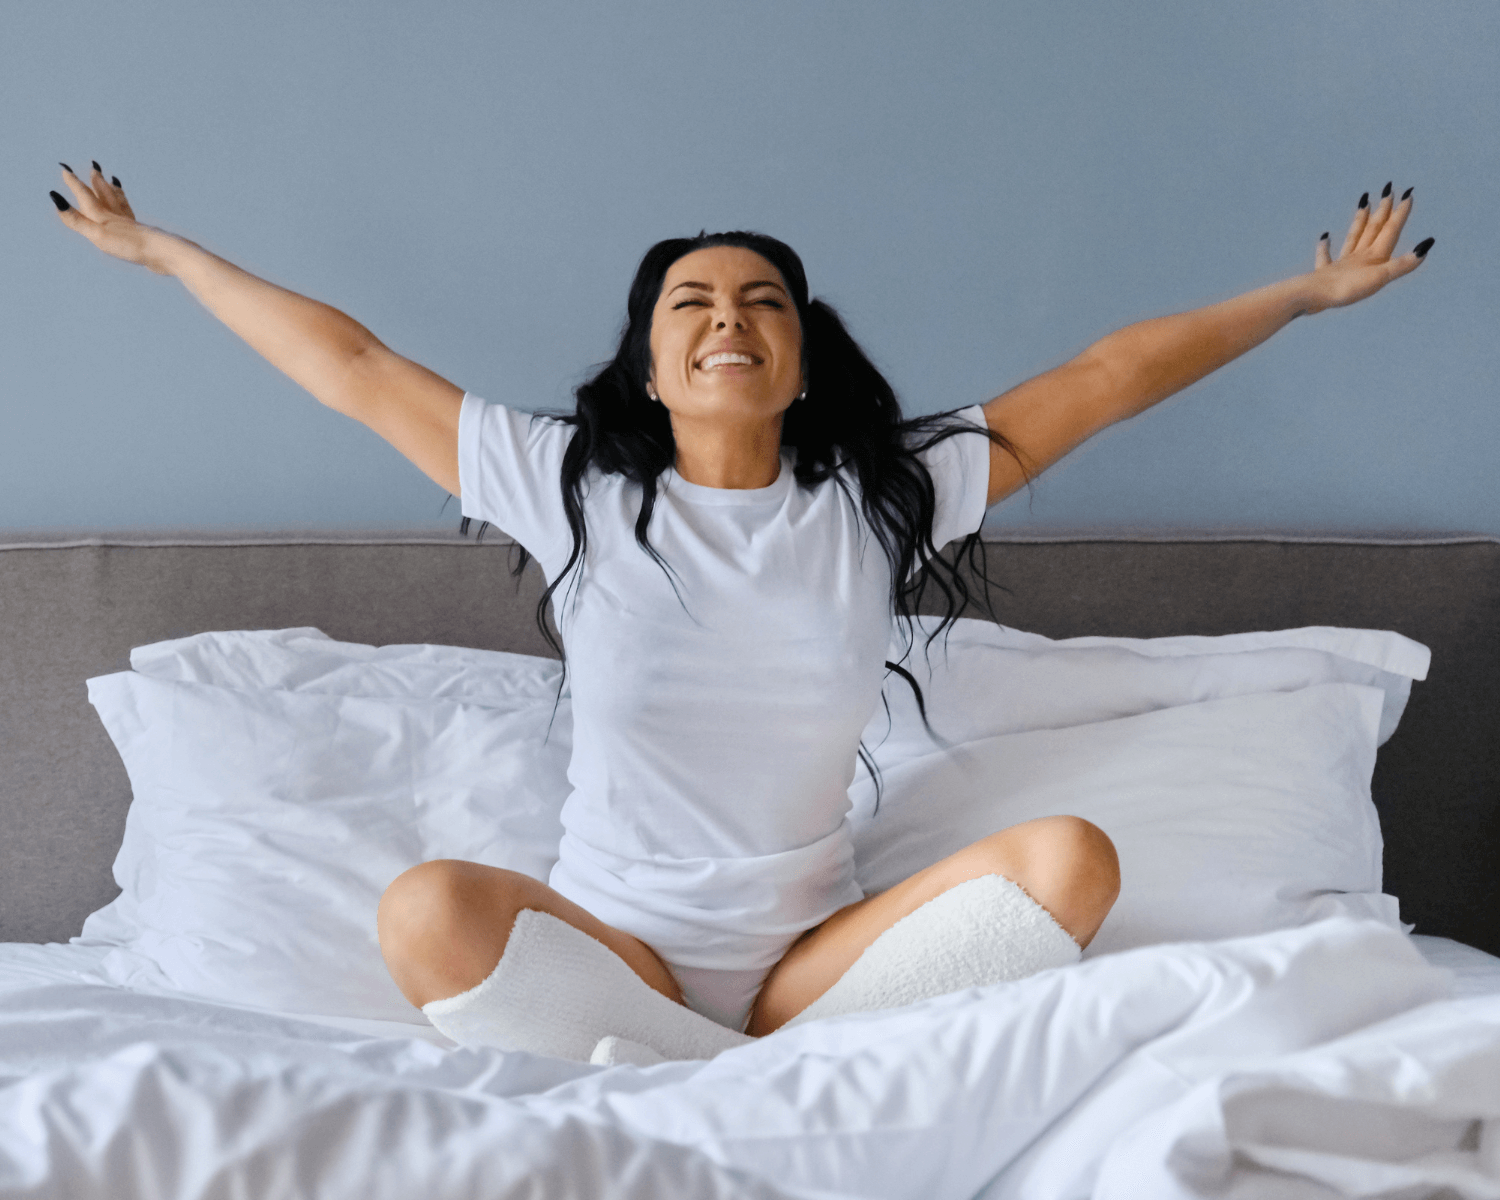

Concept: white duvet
[[4, 919, 1498, 1199]]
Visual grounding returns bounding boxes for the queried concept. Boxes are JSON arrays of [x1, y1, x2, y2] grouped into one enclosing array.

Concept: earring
[[796, 390, 807, 402], [647, 387, 660, 403]]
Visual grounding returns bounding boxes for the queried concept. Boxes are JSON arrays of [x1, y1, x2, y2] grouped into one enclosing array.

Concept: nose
[[712, 300, 747, 331]]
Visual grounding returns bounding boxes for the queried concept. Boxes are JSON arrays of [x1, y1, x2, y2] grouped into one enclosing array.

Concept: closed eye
[[671, 298, 784, 310]]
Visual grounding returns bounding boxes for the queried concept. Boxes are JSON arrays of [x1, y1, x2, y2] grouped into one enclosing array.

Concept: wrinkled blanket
[[2, 919, 1497, 1199]]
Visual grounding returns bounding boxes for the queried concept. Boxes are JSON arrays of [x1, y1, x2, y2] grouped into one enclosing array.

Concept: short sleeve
[[913, 404, 991, 549], [458, 393, 575, 572]]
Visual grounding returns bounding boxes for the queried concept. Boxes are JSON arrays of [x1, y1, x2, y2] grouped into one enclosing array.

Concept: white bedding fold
[[5, 920, 1496, 1200], [1096, 995, 1500, 1199], [549, 918, 1451, 1200]]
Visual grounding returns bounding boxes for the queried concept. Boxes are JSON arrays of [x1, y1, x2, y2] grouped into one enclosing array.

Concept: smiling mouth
[[697, 352, 762, 370]]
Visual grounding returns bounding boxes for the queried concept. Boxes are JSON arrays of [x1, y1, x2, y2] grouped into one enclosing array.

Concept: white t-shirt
[[458, 393, 991, 971]]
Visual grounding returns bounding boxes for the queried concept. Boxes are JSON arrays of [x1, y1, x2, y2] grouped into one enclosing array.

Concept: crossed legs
[[377, 815, 1120, 1036]]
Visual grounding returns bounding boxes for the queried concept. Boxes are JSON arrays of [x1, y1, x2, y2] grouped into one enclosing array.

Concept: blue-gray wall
[[5, 2, 1495, 536]]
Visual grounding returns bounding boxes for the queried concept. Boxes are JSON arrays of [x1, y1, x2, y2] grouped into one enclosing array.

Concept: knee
[[376, 859, 528, 970], [960, 816, 1120, 941], [1029, 816, 1121, 910]]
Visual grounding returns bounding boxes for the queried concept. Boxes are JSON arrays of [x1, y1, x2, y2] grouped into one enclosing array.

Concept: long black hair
[[461, 230, 1035, 799]]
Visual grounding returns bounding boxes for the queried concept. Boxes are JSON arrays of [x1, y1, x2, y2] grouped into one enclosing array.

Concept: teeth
[[700, 352, 755, 369]]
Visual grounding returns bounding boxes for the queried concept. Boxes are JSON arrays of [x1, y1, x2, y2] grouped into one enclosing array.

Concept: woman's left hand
[[1302, 183, 1433, 314]]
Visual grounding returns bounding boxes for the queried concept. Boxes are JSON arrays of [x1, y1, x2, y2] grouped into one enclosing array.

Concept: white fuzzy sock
[[420, 908, 754, 1063], [589, 1035, 667, 1067], [783, 873, 1081, 1029]]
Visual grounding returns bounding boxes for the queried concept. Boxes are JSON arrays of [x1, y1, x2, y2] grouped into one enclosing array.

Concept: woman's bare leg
[[747, 815, 1120, 1036], [376, 859, 683, 1009]]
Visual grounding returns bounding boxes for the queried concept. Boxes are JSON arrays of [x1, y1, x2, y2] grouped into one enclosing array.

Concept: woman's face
[[647, 246, 804, 425]]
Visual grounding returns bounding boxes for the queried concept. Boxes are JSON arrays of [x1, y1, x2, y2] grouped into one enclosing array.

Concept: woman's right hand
[[50, 161, 177, 275]]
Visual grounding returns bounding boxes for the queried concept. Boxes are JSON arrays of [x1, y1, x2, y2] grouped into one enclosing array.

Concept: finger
[[1387, 255, 1418, 284], [1339, 193, 1369, 261], [59, 165, 109, 222], [110, 174, 137, 221], [1356, 182, 1393, 254], [1315, 231, 1332, 269], [94, 161, 121, 207], [93, 162, 138, 221], [1372, 187, 1414, 260], [60, 162, 103, 214], [1388, 237, 1434, 282], [49, 192, 103, 243], [92, 161, 133, 217], [90, 160, 126, 215]]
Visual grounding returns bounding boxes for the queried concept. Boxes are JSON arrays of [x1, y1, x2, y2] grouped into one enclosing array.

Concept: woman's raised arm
[[980, 183, 1434, 507], [50, 162, 463, 497]]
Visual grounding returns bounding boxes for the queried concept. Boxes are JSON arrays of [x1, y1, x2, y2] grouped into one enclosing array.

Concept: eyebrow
[[667, 279, 788, 297]]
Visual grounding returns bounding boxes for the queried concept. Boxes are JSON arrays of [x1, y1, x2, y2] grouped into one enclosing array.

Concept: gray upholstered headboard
[[3, 532, 1496, 955]]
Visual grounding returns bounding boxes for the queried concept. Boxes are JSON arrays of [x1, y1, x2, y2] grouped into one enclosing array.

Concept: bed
[[2, 529, 1498, 1199]]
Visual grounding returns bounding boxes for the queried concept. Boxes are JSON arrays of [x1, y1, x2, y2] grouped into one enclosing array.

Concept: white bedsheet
[[3, 920, 1499, 1199], [1413, 933, 1500, 1000]]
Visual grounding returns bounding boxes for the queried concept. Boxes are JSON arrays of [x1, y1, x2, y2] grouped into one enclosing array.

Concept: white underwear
[[667, 963, 771, 1032]]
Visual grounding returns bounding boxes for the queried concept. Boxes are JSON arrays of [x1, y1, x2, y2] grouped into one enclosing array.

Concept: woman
[[51, 164, 1432, 1061]]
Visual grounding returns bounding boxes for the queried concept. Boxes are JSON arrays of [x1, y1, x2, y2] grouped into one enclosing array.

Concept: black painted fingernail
[[1320, 232, 1329, 241], [1414, 237, 1434, 259], [1358, 192, 1369, 209], [1381, 181, 1392, 198], [1401, 186, 1413, 202], [49, 190, 70, 211], [59, 161, 74, 174], [112, 176, 121, 188], [92, 160, 102, 173]]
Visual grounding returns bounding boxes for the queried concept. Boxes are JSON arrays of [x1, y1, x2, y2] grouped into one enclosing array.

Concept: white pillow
[[78, 628, 570, 960], [865, 616, 1429, 763], [83, 657, 572, 1023], [850, 683, 1403, 956], [128, 626, 566, 709], [83, 619, 1423, 1021]]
